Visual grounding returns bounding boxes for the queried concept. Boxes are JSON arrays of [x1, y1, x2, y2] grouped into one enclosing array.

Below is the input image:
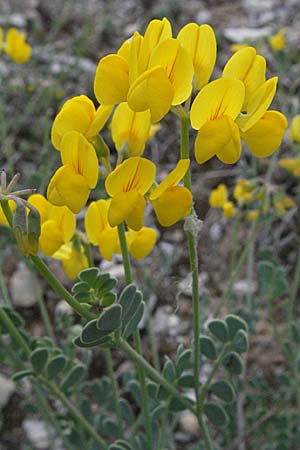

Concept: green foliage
[[222, 352, 244, 375], [258, 260, 287, 299], [203, 402, 229, 427], [30, 347, 49, 373], [200, 335, 217, 360], [208, 319, 230, 343], [210, 380, 235, 403], [72, 268, 117, 306]]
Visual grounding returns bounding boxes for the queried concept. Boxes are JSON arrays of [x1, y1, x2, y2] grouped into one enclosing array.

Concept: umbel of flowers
[[1, 17, 287, 280]]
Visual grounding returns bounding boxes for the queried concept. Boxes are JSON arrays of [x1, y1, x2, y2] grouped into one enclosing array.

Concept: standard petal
[[222, 47, 266, 107], [152, 186, 192, 227], [94, 54, 129, 105], [149, 159, 190, 200], [242, 110, 288, 157], [51, 95, 95, 150], [177, 23, 216, 90], [61, 131, 98, 189], [190, 79, 245, 130], [143, 17, 172, 52], [149, 38, 193, 105], [127, 66, 174, 122], [105, 157, 156, 196]]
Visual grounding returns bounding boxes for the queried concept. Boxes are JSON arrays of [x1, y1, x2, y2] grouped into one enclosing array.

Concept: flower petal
[[126, 227, 157, 259], [194, 116, 241, 164], [108, 190, 144, 230], [242, 110, 288, 157], [94, 54, 129, 105], [47, 165, 90, 214], [110, 103, 151, 156], [61, 131, 98, 189], [105, 157, 156, 196], [177, 23, 216, 90], [190, 78, 245, 130], [149, 38, 193, 105], [149, 159, 190, 200], [152, 186, 192, 227], [128, 66, 174, 122]]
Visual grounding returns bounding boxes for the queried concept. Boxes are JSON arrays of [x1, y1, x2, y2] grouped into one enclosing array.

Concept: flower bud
[[12, 200, 30, 256], [27, 206, 41, 255]]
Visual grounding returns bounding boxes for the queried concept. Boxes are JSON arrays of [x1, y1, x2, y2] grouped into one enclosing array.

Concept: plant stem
[[0, 267, 10, 306], [117, 222, 153, 447], [36, 290, 56, 342], [45, 380, 107, 449], [31, 255, 93, 319], [179, 115, 201, 415], [119, 337, 196, 414], [0, 305, 31, 356], [104, 349, 124, 435], [216, 217, 259, 315], [200, 346, 229, 403], [288, 246, 300, 331]]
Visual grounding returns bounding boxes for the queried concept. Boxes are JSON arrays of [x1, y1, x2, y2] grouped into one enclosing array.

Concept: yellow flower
[[47, 131, 99, 214], [85, 199, 119, 261], [149, 160, 192, 226], [273, 193, 295, 216], [279, 158, 300, 177], [222, 46, 266, 109], [105, 157, 156, 230], [269, 29, 286, 52], [28, 194, 76, 256], [289, 115, 300, 143], [190, 78, 245, 164], [4, 28, 31, 63], [126, 227, 157, 259], [247, 210, 259, 221], [51, 95, 112, 150], [94, 18, 194, 122], [233, 179, 254, 204], [52, 243, 88, 280], [110, 102, 151, 156], [222, 201, 235, 218], [0, 200, 15, 226], [209, 184, 228, 208], [229, 43, 248, 52], [177, 23, 216, 90]]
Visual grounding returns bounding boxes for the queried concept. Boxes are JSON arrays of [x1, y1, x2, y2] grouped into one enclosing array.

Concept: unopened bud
[[90, 135, 110, 159], [27, 206, 41, 255], [12, 200, 29, 256]]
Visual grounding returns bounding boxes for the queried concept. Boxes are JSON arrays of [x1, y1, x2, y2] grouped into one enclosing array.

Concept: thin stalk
[[117, 222, 153, 447], [200, 346, 229, 403], [0, 267, 11, 306], [45, 380, 107, 449], [0, 199, 93, 321], [36, 291, 56, 342], [0, 305, 31, 356], [104, 349, 124, 435], [179, 115, 201, 416], [216, 217, 259, 315], [119, 337, 196, 414], [288, 246, 300, 330]]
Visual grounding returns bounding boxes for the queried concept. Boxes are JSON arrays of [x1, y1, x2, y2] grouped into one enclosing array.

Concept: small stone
[[233, 279, 257, 296], [224, 26, 272, 42], [23, 419, 49, 450], [0, 374, 15, 408], [179, 410, 199, 435], [9, 263, 42, 307]]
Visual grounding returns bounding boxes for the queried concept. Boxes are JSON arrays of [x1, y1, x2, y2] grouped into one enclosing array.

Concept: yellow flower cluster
[[0, 27, 31, 63], [209, 179, 295, 221], [20, 18, 287, 277], [269, 29, 286, 52]]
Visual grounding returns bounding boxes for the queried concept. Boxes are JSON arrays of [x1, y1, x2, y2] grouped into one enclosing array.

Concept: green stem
[[117, 223, 132, 284], [45, 380, 107, 449], [0, 305, 31, 356], [119, 337, 196, 414], [200, 346, 229, 403], [216, 217, 259, 315], [104, 349, 124, 435], [288, 246, 300, 330], [117, 222, 153, 447], [36, 290, 56, 342], [31, 255, 93, 320], [0, 267, 11, 306], [180, 115, 201, 416]]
